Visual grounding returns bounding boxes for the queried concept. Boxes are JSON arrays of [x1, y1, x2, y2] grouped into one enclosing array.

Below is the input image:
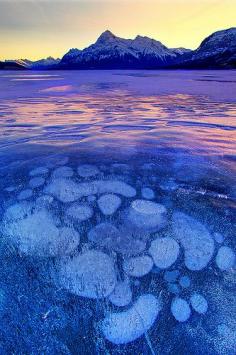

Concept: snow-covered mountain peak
[[96, 30, 118, 44]]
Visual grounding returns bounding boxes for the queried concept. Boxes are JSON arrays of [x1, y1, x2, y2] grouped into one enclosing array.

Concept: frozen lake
[[0, 70, 235, 354]]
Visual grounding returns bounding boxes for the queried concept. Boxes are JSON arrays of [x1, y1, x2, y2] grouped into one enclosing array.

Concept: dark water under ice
[[0, 70, 235, 354]]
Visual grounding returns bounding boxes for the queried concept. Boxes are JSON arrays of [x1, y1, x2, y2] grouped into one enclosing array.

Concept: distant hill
[[1, 27, 236, 70]]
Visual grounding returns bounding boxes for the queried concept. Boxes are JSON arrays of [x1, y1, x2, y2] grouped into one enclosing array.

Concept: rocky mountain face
[[2, 28, 236, 70], [60, 30, 190, 69], [174, 28, 236, 69]]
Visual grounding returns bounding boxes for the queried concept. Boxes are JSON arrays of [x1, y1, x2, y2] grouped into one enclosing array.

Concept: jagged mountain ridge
[[60, 30, 191, 69], [1, 27, 236, 70]]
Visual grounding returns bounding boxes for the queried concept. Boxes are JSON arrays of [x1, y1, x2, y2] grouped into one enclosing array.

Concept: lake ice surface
[[0, 70, 235, 354]]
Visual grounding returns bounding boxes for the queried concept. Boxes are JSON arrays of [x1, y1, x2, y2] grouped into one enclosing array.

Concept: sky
[[0, 0, 236, 61]]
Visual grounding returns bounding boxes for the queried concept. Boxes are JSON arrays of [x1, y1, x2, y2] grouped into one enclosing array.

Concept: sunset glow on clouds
[[0, 0, 236, 60]]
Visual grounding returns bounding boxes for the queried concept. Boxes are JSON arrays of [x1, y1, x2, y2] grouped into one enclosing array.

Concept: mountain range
[[1, 27, 236, 70]]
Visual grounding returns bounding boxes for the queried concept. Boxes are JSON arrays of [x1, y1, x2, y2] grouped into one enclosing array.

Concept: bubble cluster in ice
[[3, 203, 80, 257], [2, 159, 235, 347]]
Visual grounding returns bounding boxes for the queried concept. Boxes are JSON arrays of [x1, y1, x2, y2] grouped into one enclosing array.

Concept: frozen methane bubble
[[88, 222, 146, 256], [123, 255, 153, 277], [44, 178, 135, 202], [213, 232, 224, 244], [66, 203, 93, 221], [87, 195, 96, 202], [77, 164, 99, 178], [167, 283, 180, 295], [164, 270, 180, 283], [57, 250, 117, 298], [52, 166, 74, 178], [44, 178, 97, 203], [172, 212, 215, 271], [4, 186, 17, 192], [190, 293, 208, 314], [125, 199, 167, 231], [94, 180, 136, 198], [159, 179, 178, 191], [2, 203, 80, 257], [171, 297, 191, 322], [215, 246, 235, 271], [29, 177, 45, 188], [101, 294, 161, 344], [29, 166, 49, 176], [109, 279, 132, 307], [17, 189, 33, 200], [179, 275, 191, 288], [141, 187, 155, 200], [35, 195, 54, 209], [97, 194, 121, 215], [149, 237, 180, 269]]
